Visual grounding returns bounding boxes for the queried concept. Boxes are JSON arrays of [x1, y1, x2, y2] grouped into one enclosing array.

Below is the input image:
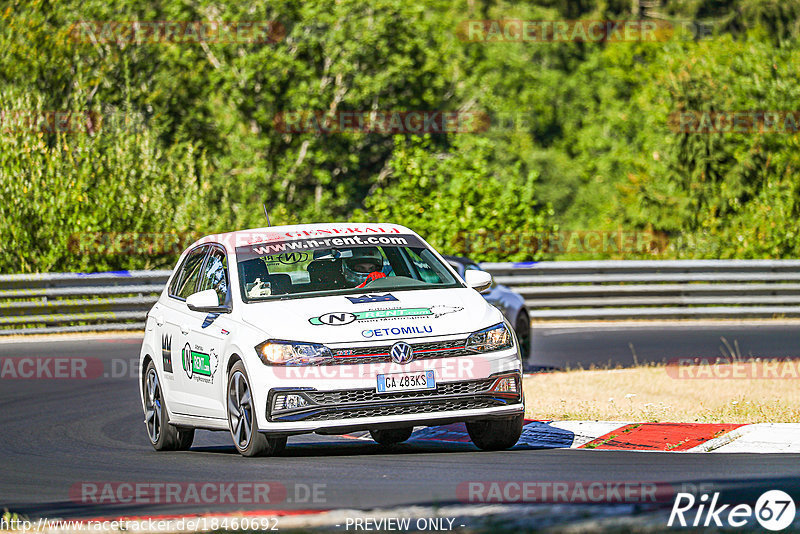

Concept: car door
[[159, 245, 211, 417], [149, 249, 202, 406], [181, 244, 232, 420]]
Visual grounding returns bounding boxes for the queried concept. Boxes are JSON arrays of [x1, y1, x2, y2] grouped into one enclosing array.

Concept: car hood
[[240, 288, 502, 344]]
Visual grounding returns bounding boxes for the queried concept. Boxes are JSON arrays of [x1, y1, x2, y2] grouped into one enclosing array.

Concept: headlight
[[255, 340, 332, 366], [466, 323, 513, 353]]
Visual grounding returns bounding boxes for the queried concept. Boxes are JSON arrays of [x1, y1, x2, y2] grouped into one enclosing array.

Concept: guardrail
[[0, 270, 171, 335], [3, 260, 800, 335], [482, 260, 800, 320]]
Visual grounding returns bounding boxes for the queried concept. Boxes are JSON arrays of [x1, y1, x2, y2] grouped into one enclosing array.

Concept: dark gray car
[[444, 256, 530, 358]]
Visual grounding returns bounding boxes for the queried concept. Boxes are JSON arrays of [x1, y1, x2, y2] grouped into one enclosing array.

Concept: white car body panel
[[139, 223, 524, 440]]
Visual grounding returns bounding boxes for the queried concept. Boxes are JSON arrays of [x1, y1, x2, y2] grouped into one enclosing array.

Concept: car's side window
[[198, 247, 229, 305], [168, 267, 183, 296], [168, 254, 192, 297], [171, 246, 209, 300]]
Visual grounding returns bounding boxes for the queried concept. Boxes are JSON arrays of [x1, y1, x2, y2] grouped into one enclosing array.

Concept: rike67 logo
[[669, 490, 796, 531]]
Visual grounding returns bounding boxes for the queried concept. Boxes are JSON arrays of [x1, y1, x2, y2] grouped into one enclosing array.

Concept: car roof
[[186, 222, 418, 253]]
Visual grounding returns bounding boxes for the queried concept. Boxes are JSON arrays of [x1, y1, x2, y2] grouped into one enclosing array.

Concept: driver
[[342, 247, 386, 288]]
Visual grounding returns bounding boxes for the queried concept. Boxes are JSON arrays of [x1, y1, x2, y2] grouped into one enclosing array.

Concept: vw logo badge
[[390, 342, 414, 364]]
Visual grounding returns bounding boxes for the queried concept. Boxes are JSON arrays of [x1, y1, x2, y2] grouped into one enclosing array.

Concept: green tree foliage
[[618, 36, 800, 258], [0, 90, 211, 272], [2, 0, 800, 272], [358, 136, 550, 261]]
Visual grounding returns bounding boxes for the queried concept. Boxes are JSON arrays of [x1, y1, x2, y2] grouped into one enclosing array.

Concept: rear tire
[[370, 427, 414, 446], [227, 361, 286, 457], [143, 361, 195, 451], [466, 414, 524, 451]]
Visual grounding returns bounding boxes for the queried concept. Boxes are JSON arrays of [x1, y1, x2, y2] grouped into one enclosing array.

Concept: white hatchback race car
[[139, 223, 525, 456]]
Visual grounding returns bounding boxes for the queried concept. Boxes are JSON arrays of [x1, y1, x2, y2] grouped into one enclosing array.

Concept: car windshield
[[235, 233, 461, 301]]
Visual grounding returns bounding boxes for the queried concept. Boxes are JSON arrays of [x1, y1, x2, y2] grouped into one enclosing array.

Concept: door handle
[[154, 315, 165, 327], [180, 324, 190, 335]]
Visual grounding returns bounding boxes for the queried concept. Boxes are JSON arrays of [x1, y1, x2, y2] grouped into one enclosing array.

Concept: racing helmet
[[342, 247, 383, 286]]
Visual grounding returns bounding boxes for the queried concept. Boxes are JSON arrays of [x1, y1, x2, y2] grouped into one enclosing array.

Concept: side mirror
[[465, 270, 493, 294], [186, 289, 231, 313]]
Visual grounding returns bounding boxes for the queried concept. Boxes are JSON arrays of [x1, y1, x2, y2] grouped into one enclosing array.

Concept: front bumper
[[260, 371, 524, 435], [249, 333, 525, 434]]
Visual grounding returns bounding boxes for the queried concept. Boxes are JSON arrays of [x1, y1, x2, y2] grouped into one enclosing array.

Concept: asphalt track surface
[[529, 322, 800, 370], [2, 324, 800, 521]]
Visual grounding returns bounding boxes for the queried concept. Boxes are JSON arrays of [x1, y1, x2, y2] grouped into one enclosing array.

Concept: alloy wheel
[[228, 370, 253, 449], [144, 368, 162, 443]]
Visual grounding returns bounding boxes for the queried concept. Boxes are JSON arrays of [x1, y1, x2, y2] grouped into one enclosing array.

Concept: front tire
[[143, 361, 194, 451], [227, 361, 286, 457], [370, 427, 414, 446], [466, 414, 524, 451]]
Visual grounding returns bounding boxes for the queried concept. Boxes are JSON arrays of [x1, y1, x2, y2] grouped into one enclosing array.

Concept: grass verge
[[523, 363, 800, 423]]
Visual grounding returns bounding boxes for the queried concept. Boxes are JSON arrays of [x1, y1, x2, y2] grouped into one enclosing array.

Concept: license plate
[[376, 370, 436, 393]]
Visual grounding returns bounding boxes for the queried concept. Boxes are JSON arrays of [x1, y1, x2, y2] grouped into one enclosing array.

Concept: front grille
[[327, 338, 472, 365], [268, 374, 523, 423], [306, 378, 495, 405], [298, 397, 504, 421]]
